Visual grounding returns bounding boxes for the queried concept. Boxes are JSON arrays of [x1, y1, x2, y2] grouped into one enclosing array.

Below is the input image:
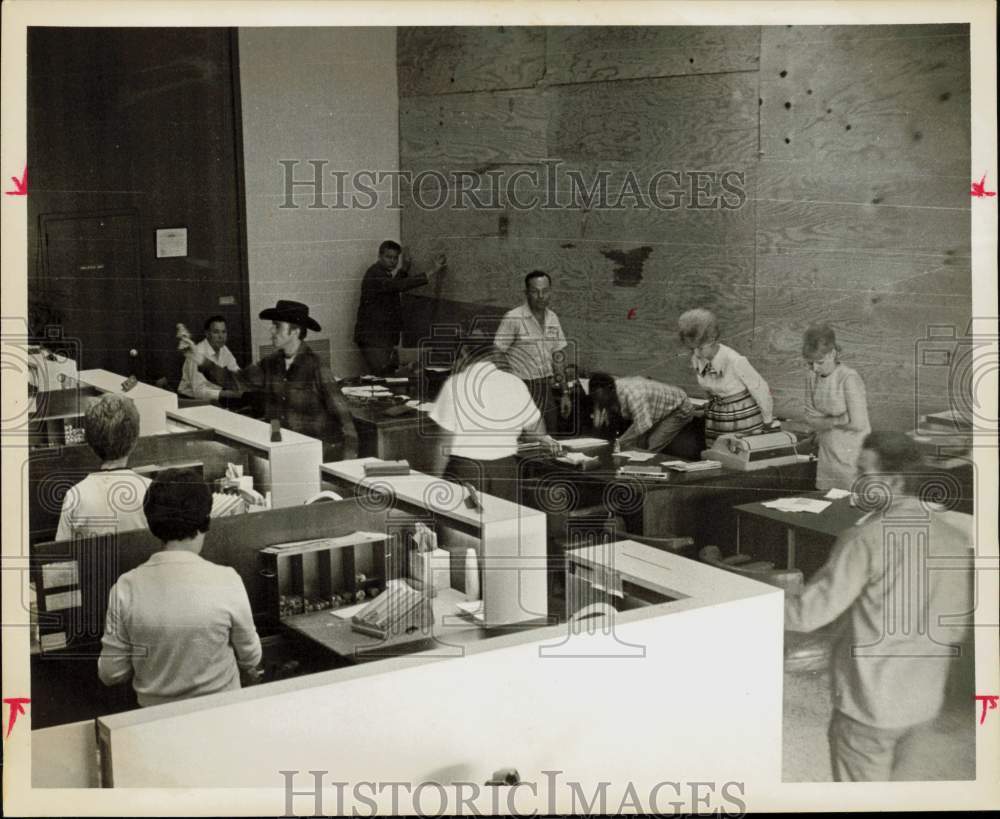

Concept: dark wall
[[28, 27, 250, 382]]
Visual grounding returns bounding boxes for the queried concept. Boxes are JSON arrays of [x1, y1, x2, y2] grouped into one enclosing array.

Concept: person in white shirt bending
[[177, 314, 240, 403], [430, 334, 561, 503], [98, 468, 263, 707]]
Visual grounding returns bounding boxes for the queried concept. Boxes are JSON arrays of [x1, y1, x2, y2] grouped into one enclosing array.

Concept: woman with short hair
[[55, 393, 151, 540], [801, 322, 871, 491], [98, 468, 262, 706]]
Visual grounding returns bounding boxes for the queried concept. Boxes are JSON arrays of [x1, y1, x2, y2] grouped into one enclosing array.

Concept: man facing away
[[785, 431, 974, 781], [353, 240, 446, 376]]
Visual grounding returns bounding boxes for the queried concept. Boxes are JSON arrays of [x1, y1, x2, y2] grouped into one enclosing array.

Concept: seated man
[[56, 393, 151, 540], [98, 468, 263, 707], [177, 315, 240, 403], [181, 299, 359, 462], [785, 432, 974, 781], [588, 372, 698, 457]]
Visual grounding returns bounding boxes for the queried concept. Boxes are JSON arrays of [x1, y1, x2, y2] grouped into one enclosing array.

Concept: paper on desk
[[559, 437, 609, 450], [688, 397, 708, 408], [619, 450, 656, 462], [824, 488, 852, 500], [331, 602, 370, 620], [405, 399, 435, 412], [456, 600, 484, 622], [557, 452, 598, 466], [761, 497, 832, 514], [384, 377, 409, 384]]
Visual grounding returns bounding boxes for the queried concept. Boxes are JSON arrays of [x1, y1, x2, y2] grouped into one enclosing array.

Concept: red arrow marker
[[3, 697, 31, 738], [970, 172, 996, 198], [5, 166, 27, 196]]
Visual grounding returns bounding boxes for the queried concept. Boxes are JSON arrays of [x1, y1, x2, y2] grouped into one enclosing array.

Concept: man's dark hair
[[588, 371, 617, 399], [379, 240, 402, 255], [203, 315, 227, 332], [144, 467, 212, 543], [862, 431, 924, 494], [524, 270, 551, 289]]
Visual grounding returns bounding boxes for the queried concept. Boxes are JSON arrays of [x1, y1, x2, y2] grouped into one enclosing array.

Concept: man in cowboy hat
[[180, 300, 359, 461]]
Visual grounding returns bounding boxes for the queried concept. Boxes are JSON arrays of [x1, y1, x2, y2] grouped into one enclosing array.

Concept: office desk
[[734, 495, 868, 571], [322, 459, 548, 626], [168, 405, 322, 507], [281, 587, 518, 663], [348, 402, 438, 473], [519, 444, 817, 547]]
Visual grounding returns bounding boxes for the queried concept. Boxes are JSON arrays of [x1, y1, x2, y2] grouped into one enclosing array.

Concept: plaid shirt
[[615, 376, 691, 436], [202, 343, 356, 450]]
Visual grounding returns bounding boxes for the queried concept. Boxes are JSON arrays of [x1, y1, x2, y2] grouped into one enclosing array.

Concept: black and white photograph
[[2, 0, 997, 814]]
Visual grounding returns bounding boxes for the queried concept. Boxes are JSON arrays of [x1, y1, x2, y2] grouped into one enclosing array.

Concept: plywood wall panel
[[549, 73, 758, 163], [398, 27, 546, 97], [759, 26, 970, 165], [544, 26, 760, 84], [399, 90, 550, 169]]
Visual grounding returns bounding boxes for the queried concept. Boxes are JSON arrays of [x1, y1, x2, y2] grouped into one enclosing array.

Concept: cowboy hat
[[258, 300, 322, 332]]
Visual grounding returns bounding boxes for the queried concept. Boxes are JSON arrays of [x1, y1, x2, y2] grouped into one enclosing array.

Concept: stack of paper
[[559, 437, 609, 450], [619, 451, 656, 462], [342, 385, 394, 399], [824, 488, 851, 500], [665, 460, 721, 472], [557, 452, 599, 466], [405, 399, 435, 412], [761, 497, 832, 514]]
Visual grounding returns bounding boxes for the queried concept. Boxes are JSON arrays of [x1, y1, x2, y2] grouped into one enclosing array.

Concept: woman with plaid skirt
[[678, 308, 773, 444]]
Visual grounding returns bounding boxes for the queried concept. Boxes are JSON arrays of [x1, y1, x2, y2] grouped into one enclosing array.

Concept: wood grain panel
[[549, 73, 758, 163], [398, 27, 546, 96], [756, 247, 971, 293], [399, 89, 549, 169], [759, 26, 969, 165], [544, 26, 760, 84], [755, 200, 969, 256], [757, 159, 970, 210]]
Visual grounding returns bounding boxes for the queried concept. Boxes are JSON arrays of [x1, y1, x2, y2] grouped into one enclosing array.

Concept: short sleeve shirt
[[493, 303, 567, 381]]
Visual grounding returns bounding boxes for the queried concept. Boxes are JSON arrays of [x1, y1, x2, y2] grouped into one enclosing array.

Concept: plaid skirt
[[704, 389, 765, 442]]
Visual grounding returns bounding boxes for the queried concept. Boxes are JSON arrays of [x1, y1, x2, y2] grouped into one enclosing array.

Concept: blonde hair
[[678, 308, 719, 347]]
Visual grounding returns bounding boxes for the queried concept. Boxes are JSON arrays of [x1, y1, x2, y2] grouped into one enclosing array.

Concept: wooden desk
[[734, 495, 868, 570], [519, 444, 817, 547], [168, 405, 322, 507], [348, 401, 438, 474], [322, 459, 548, 627]]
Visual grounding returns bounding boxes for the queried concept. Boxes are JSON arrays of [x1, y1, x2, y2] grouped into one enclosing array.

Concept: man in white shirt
[[98, 468, 262, 707], [494, 271, 571, 433], [178, 315, 240, 402], [430, 335, 560, 502]]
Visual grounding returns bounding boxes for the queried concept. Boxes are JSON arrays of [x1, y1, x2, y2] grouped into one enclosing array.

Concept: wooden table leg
[[786, 528, 796, 570]]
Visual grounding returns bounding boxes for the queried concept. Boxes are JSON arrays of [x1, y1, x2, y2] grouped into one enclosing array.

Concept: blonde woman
[[678, 308, 773, 444], [801, 323, 870, 491]]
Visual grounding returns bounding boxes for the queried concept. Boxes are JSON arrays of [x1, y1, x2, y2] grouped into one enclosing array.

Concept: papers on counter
[[557, 451, 599, 466], [664, 460, 721, 472], [342, 385, 394, 398], [761, 497, 832, 514], [558, 437, 609, 450], [405, 399, 436, 412], [618, 450, 657, 462], [824, 488, 852, 500]]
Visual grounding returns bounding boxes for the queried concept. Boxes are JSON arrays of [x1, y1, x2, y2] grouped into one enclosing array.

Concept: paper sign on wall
[[155, 227, 188, 258]]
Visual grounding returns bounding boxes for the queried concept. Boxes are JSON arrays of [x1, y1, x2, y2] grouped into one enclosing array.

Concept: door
[[37, 210, 144, 377]]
